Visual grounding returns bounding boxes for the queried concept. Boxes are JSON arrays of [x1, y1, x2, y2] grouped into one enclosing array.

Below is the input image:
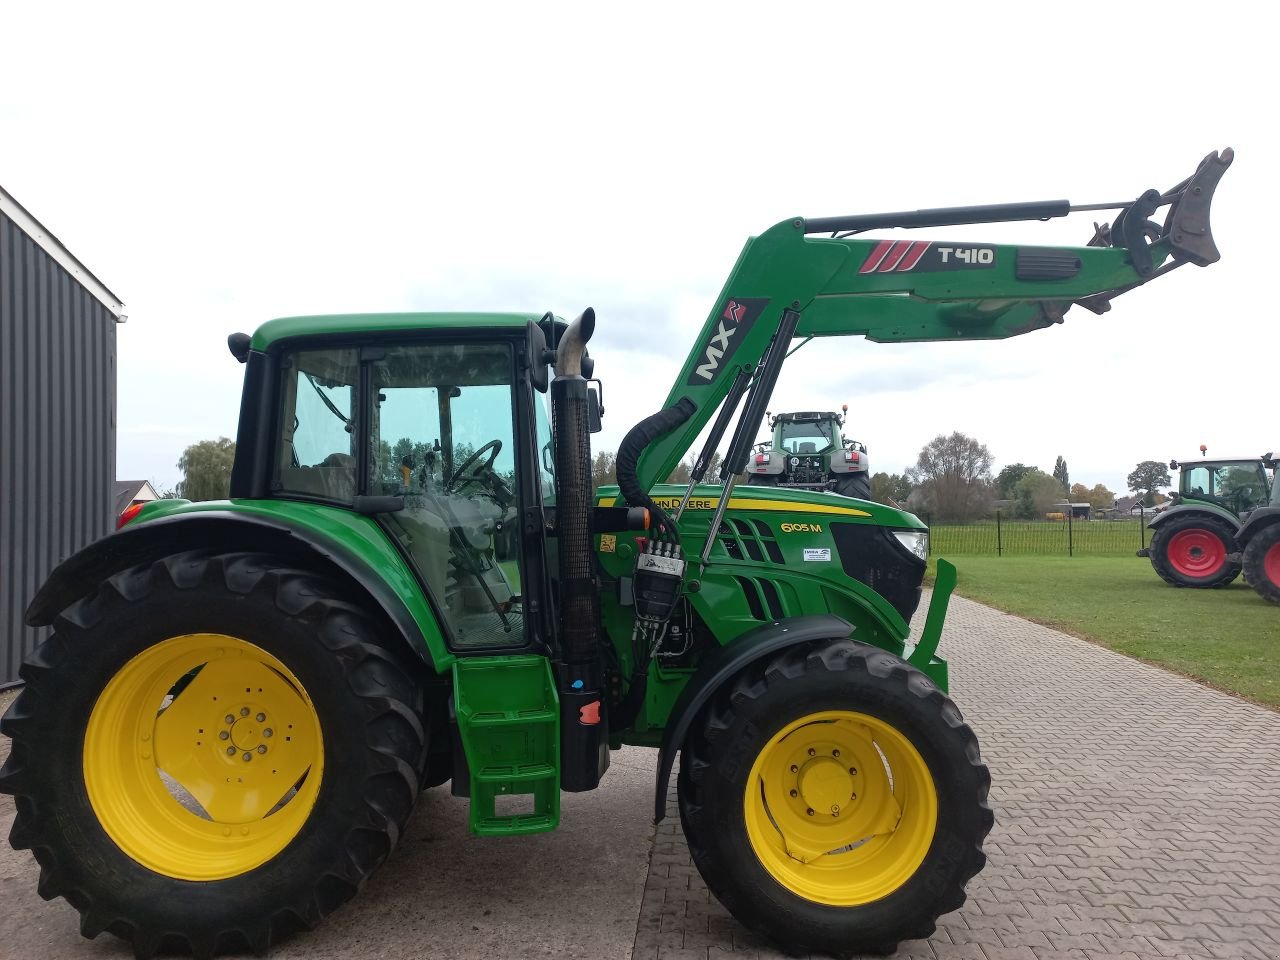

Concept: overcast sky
[[2, 2, 1271, 498]]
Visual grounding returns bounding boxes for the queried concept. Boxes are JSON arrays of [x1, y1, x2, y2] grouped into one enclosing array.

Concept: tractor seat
[[278, 453, 356, 501]]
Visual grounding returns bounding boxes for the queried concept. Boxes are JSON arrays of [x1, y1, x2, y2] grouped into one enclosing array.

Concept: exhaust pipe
[[551, 308, 608, 791]]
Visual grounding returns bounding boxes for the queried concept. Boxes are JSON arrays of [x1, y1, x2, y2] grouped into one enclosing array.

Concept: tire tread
[[0, 550, 426, 958]]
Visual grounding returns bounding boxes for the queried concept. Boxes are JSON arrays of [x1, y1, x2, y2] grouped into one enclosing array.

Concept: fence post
[[1140, 505, 1146, 549], [996, 510, 1002, 557], [1067, 506, 1074, 557]]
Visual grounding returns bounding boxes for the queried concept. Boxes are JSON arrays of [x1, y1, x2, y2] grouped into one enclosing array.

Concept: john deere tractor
[[0, 150, 1232, 958], [1141, 452, 1280, 602], [746, 406, 871, 499]]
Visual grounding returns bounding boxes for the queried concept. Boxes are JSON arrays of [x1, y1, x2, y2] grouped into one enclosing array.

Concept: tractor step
[[452, 655, 560, 836]]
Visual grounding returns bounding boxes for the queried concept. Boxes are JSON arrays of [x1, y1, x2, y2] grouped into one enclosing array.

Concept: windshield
[[777, 420, 834, 455]]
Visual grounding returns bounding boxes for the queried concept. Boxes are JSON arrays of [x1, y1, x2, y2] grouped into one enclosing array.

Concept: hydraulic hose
[[614, 398, 698, 540]]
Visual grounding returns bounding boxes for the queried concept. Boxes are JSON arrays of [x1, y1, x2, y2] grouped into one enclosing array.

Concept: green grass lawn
[[933, 555, 1280, 708]]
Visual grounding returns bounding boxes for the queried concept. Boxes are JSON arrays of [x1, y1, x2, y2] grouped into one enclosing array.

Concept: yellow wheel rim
[[83, 633, 324, 881], [744, 710, 937, 906]]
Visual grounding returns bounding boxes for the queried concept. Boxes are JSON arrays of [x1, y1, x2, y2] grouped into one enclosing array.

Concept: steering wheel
[[448, 439, 503, 494]]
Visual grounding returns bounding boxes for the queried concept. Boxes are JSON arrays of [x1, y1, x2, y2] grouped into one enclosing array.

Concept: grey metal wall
[[1, 209, 116, 684]]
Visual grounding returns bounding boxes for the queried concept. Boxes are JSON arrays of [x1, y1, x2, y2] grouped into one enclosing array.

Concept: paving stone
[[626, 595, 1280, 960]]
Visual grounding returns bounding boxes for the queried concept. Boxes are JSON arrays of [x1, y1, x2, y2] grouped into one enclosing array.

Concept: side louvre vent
[[733, 575, 787, 621], [716, 519, 785, 565], [733, 576, 767, 621]]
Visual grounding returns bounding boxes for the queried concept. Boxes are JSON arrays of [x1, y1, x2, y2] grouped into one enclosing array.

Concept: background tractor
[[746, 405, 871, 499], [1141, 452, 1280, 602], [0, 149, 1232, 959]]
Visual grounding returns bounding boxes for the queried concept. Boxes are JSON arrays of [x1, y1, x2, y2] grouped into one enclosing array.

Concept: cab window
[[275, 348, 359, 501]]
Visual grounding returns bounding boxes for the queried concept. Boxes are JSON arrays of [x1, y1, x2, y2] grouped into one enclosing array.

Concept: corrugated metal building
[[1, 185, 124, 685]]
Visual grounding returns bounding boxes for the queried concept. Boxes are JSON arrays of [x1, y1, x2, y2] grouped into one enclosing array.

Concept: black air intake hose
[[615, 398, 698, 538]]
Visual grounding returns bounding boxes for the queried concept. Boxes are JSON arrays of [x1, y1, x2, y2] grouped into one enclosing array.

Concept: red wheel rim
[[1167, 529, 1227, 577], [1265, 542, 1280, 587]]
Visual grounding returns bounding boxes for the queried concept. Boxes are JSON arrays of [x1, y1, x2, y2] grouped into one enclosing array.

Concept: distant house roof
[[0, 184, 125, 319], [1113, 495, 1142, 513], [113, 480, 159, 516]]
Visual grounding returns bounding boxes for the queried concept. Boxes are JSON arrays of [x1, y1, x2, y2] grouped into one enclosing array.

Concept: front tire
[[1242, 524, 1280, 604], [0, 551, 425, 958], [1149, 514, 1241, 587], [677, 639, 991, 956]]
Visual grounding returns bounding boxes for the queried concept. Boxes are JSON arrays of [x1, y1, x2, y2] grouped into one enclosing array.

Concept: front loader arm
[[634, 148, 1232, 490]]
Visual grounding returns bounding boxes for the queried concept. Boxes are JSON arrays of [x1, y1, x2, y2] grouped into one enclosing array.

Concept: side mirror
[[227, 332, 251, 363], [588, 384, 603, 434], [527, 320, 550, 393]]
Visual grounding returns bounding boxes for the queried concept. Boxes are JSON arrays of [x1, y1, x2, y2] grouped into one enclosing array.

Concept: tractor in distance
[[1140, 450, 1280, 602], [746, 405, 872, 500], [0, 149, 1232, 959]]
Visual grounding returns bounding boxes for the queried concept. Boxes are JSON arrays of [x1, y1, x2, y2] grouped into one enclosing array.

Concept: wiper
[[305, 373, 351, 428]]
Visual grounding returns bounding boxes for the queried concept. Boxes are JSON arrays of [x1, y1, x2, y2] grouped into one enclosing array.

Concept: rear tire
[[746, 475, 779, 487], [677, 639, 991, 956], [1242, 524, 1280, 604], [835, 473, 871, 500], [0, 551, 426, 958], [1148, 514, 1241, 588]]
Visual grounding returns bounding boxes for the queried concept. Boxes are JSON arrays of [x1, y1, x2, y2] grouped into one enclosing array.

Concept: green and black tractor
[[1140, 451, 1280, 602], [745, 406, 872, 500], [0, 149, 1232, 958]]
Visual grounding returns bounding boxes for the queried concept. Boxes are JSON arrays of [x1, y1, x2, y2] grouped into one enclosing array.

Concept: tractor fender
[[25, 511, 440, 670], [1146, 502, 1242, 536], [651, 613, 852, 822], [1237, 506, 1280, 546]]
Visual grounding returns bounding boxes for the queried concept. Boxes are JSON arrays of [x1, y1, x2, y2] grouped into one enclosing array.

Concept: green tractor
[[745, 406, 872, 500], [0, 150, 1232, 958], [1140, 452, 1280, 602]]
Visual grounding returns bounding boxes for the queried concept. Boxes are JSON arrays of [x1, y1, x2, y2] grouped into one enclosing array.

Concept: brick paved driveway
[[637, 595, 1280, 960], [2, 595, 1278, 959]]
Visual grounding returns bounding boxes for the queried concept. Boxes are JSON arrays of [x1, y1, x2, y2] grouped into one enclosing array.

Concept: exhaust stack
[[551, 308, 609, 791]]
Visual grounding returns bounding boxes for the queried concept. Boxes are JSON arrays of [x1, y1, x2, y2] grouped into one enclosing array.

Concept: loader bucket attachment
[[1164, 148, 1233, 267]]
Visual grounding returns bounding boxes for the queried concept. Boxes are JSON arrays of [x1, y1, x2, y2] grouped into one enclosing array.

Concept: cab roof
[[250, 312, 542, 351]]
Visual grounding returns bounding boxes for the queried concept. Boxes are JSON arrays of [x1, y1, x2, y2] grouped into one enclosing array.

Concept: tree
[[1087, 482, 1115, 509], [870, 472, 913, 506], [1127, 460, 1172, 507], [1053, 456, 1070, 493], [1071, 481, 1115, 509], [907, 432, 993, 523], [176, 438, 236, 501], [667, 451, 724, 485], [995, 463, 1033, 500], [591, 450, 617, 494], [1012, 468, 1065, 519]]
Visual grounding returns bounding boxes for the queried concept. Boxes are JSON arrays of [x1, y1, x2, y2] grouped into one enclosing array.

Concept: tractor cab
[[1170, 455, 1276, 518]]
